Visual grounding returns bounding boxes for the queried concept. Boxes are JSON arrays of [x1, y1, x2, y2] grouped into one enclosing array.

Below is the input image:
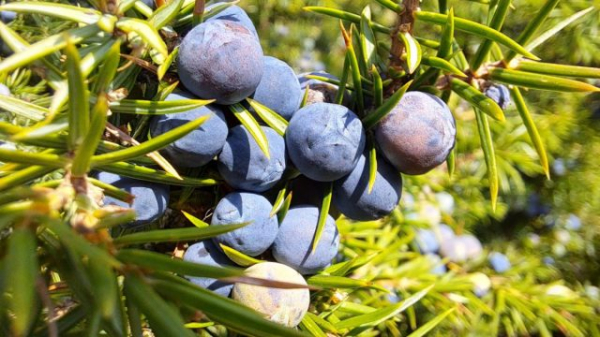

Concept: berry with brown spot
[[375, 91, 456, 175]]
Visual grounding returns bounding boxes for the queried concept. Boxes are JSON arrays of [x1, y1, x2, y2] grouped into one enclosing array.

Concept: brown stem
[[387, 0, 420, 95], [193, 0, 205, 17], [36, 277, 58, 337], [104, 122, 182, 179]]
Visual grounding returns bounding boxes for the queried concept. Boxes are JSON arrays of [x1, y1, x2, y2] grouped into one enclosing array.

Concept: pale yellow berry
[[232, 262, 310, 327]]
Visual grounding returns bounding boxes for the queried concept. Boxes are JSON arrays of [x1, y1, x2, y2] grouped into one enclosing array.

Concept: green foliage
[[1, 0, 599, 336]]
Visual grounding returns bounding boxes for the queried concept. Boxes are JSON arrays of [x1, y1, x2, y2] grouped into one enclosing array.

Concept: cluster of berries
[[86, 3, 463, 326]]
